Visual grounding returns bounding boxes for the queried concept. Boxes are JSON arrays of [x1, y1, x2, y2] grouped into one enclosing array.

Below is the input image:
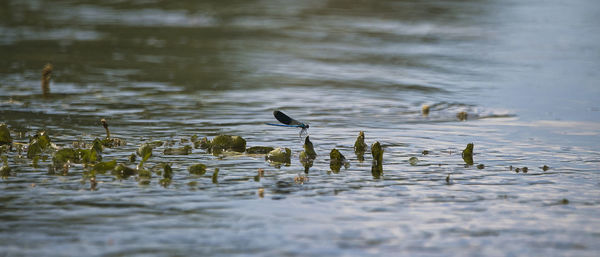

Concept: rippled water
[[1, 0, 599, 256]]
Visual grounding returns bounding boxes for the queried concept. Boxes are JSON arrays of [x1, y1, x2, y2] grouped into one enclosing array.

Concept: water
[[1, 0, 599, 256]]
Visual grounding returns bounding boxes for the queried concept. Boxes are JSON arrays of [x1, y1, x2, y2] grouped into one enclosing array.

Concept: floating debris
[[330, 148, 349, 173], [462, 143, 474, 166], [371, 141, 383, 178], [212, 168, 219, 184], [128, 153, 136, 163], [0, 124, 12, 146], [477, 164, 485, 169], [266, 147, 291, 165], [163, 145, 192, 155], [41, 63, 52, 97], [408, 156, 419, 166], [515, 167, 521, 173], [522, 167, 528, 173], [560, 198, 569, 205], [294, 174, 309, 184], [354, 131, 367, 162], [445, 174, 451, 184], [422, 105, 430, 116], [188, 163, 207, 175], [422, 150, 430, 155], [246, 146, 274, 154], [457, 111, 468, 121], [541, 165, 550, 171]]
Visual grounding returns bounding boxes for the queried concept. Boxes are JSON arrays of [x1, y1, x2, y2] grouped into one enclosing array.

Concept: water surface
[[1, 0, 599, 256]]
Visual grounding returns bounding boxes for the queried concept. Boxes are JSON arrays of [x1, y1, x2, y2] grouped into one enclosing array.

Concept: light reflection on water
[[1, 0, 600, 256]]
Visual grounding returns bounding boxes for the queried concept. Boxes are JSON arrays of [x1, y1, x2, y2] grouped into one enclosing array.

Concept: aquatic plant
[[207, 135, 247, 154], [0, 156, 12, 178], [330, 148, 349, 173], [100, 119, 126, 147], [91, 160, 117, 174], [27, 131, 53, 159], [457, 111, 468, 121], [408, 157, 419, 166], [422, 105, 430, 116], [266, 147, 291, 165], [354, 131, 367, 162], [189, 163, 207, 175], [462, 143, 474, 165], [246, 146, 275, 154], [299, 136, 316, 173], [41, 63, 52, 97], [371, 141, 383, 178], [212, 168, 219, 184], [0, 123, 12, 145], [163, 145, 192, 155]]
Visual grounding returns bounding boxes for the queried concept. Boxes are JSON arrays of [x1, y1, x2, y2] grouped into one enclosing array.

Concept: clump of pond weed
[[329, 148, 349, 173], [371, 141, 383, 178]]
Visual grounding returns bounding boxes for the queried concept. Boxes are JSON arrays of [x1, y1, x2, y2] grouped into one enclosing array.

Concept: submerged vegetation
[[0, 114, 547, 188]]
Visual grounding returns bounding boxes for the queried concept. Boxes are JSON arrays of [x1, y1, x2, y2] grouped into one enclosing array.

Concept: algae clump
[[0, 124, 12, 145], [189, 163, 207, 175]]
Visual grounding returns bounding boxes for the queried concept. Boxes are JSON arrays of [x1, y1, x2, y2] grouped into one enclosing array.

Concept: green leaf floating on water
[[52, 148, 79, 165], [408, 157, 419, 166], [27, 131, 53, 159], [189, 163, 207, 175], [91, 159, 117, 174], [113, 164, 136, 179], [136, 143, 153, 158], [0, 123, 12, 145]]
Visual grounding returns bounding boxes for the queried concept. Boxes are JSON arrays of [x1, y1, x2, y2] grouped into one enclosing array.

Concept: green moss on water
[[189, 163, 207, 175], [246, 146, 275, 154], [0, 124, 12, 145]]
